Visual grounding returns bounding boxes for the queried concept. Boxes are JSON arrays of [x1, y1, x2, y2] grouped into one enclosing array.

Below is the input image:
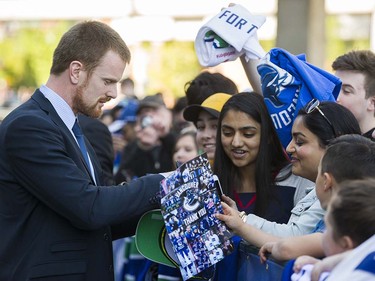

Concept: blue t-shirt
[[311, 219, 325, 233]]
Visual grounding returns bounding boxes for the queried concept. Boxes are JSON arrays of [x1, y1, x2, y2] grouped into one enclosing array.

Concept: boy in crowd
[[332, 50, 375, 141]]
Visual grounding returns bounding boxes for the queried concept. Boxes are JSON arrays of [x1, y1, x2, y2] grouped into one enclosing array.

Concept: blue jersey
[[258, 48, 341, 148]]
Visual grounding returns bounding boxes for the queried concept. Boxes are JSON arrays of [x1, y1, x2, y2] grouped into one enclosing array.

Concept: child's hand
[[310, 252, 351, 281], [293, 255, 320, 273]]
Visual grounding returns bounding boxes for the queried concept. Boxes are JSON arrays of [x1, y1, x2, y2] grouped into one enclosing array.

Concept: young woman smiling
[[214, 92, 312, 222], [216, 99, 361, 247], [212, 92, 314, 281]]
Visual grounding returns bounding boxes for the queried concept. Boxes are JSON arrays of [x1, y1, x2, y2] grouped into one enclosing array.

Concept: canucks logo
[[257, 59, 294, 108], [182, 189, 200, 212], [204, 30, 230, 49]]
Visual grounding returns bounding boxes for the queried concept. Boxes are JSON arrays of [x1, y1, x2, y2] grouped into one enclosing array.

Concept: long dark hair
[[213, 92, 290, 216], [298, 101, 361, 148], [184, 72, 238, 105]]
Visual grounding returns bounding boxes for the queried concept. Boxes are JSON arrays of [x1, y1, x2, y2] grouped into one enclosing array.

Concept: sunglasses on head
[[305, 99, 337, 137]]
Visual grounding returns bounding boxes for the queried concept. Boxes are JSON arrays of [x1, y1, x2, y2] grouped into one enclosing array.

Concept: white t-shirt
[[291, 235, 375, 281], [326, 234, 375, 281]]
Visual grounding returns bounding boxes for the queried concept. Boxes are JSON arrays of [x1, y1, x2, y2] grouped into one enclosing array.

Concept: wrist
[[238, 211, 248, 223]]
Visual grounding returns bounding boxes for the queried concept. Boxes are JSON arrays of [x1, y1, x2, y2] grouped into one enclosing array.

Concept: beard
[[73, 83, 102, 118]]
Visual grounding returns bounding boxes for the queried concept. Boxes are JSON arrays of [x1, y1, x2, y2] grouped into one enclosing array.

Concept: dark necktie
[[72, 119, 90, 168]]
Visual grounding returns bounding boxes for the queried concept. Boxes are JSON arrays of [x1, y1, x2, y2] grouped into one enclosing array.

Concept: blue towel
[[257, 48, 341, 148]]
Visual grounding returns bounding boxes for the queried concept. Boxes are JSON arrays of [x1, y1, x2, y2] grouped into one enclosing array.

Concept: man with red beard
[[0, 21, 163, 281]]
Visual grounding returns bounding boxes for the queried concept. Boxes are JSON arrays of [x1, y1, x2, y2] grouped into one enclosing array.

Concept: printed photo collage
[[160, 153, 234, 280]]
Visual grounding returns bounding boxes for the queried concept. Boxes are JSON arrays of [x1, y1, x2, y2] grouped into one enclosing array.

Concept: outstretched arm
[[216, 202, 280, 247], [245, 194, 325, 237], [240, 55, 263, 94], [293, 255, 321, 273], [310, 251, 352, 281], [259, 232, 324, 263]]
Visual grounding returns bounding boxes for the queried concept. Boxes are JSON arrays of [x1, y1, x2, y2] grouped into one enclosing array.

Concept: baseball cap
[[118, 99, 139, 122], [135, 209, 179, 268], [108, 99, 139, 133], [183, 93, 232, 124], [136, 93, 165, 115]]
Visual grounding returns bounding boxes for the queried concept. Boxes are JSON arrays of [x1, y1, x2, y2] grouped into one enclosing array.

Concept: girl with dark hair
[[286, 99, 361, 182], [184, 71, 238, 106], [212, 92, 313, 281], [214, 92, 310, 221], [256, 134, 375, 272], [217, 99, 361, 247]]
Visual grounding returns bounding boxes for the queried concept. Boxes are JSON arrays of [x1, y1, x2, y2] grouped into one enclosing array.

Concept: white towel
[[195, 4, 266, 67], [291, 264, 330, 281]]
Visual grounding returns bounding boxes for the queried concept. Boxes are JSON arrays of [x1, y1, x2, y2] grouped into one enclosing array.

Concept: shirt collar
[[39, 84, 76, 130]]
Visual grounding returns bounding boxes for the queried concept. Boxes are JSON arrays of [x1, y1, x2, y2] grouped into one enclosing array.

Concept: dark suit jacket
[[78, 114, 115, 185], [0, 89, 163, 281]]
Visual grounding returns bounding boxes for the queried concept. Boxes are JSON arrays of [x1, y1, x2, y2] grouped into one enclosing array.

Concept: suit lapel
[[31, 90, 99, 185]]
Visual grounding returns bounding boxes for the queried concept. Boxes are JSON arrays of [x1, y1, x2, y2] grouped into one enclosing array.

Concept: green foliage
[[144, 41, 201, 99], [0, 21, 75, 90], [326, 15, 370, 67], [0, 16, 370, 100], [0, 22, 200, 101]]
